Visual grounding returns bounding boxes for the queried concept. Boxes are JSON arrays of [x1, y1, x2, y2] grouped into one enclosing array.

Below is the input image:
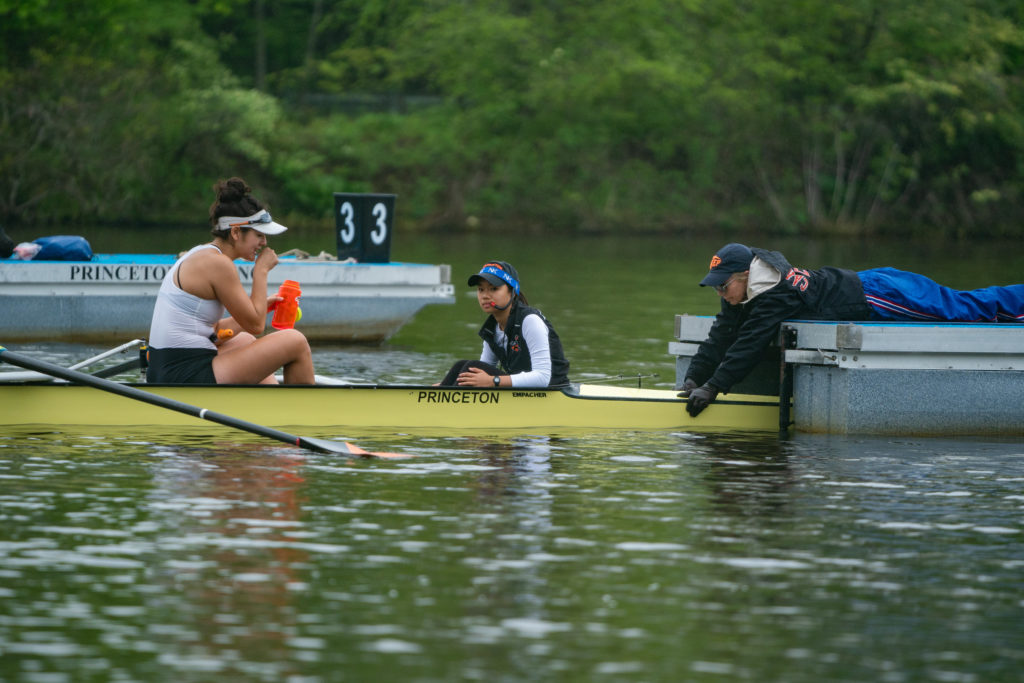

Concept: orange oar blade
[[344, 442, 416, 459]]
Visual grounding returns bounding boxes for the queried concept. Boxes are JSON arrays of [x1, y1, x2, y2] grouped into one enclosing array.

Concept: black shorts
[[146, 347, 217, 384], [439, 359, 502, 386]]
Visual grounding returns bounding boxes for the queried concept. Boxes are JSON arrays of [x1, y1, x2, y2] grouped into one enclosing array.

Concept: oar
[[0, 346, 411, 459]]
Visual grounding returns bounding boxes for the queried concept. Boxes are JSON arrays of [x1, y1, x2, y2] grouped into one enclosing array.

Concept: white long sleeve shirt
[[479, 313, 552, 387]]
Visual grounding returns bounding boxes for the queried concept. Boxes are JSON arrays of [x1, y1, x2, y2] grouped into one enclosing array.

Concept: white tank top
[[148, 244, 225, 349]]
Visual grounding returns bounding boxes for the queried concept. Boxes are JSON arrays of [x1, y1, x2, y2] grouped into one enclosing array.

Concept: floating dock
[[0, 254, 455, 344], [670, 314, 1024, 436]]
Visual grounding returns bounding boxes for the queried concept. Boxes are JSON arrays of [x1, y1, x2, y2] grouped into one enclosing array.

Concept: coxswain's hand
[[686, 384, 719, 417], [676, 378, 699, 397], [457, 367, 491, 387]]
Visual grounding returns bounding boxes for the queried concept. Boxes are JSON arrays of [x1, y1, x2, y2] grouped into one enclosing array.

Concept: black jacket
[[686, 248, 872, 392], [479, 301, 570, 387]]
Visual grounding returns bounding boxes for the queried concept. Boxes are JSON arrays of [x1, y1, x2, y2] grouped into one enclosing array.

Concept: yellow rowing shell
[[0, 382, 784, 433]]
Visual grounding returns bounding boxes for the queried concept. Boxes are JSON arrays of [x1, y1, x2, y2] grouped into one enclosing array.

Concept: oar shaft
[[0, 347, 326, 453]]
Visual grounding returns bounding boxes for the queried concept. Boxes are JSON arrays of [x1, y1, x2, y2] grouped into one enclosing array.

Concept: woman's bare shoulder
[[185, 245, 233, 269]]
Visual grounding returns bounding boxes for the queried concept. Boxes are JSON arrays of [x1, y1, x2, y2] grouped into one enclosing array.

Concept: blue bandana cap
[[468, 261, 520, 294]]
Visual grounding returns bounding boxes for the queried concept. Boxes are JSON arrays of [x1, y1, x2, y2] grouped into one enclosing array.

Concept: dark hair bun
[[214, 177, 252, 204], [208, 176, 264, 232]]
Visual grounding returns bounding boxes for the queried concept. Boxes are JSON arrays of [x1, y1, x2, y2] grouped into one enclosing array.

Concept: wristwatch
[[493, 375, 501, 387]]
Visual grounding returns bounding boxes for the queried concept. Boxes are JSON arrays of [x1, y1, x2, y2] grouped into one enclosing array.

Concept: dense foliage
[[2, 0, 1023, 237]]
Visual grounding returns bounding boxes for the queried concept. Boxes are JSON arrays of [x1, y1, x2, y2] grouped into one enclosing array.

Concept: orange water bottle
[[271, 280, 302, 330]]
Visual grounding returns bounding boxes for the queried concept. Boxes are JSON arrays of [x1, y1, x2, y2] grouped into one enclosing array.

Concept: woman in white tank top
[[146, 177, 315, 385]]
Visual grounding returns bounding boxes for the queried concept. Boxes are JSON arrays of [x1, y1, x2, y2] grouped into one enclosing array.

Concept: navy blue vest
[[478, 302, 570, 387]]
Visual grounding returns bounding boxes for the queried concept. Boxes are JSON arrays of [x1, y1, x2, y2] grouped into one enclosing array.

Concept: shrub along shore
[[3, 1, 1023, 239]]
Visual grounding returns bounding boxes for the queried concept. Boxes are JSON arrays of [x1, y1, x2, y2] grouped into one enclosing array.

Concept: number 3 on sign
[[370, 202, 388, 245], [339, 202, 356, 244]]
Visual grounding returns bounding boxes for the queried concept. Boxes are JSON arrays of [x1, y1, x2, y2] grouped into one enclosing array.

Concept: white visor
[[216, 209, 287, 235]]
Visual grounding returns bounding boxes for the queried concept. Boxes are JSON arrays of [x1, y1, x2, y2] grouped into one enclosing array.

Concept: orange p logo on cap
[[709, 255, 722, 270]]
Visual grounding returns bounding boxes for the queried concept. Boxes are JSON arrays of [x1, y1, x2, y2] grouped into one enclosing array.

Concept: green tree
[[3, 0, 1023, 236], [0, 0, 281, 224], [699, 0, 1024, 236]]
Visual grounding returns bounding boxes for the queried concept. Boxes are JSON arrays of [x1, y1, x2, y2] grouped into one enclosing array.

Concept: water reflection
[[145, 446, 312, 679], [451, 438, 562, 675], [465, 436, 556, 501], [3, 427, 1024, 681], [688, 431, 796, 519]]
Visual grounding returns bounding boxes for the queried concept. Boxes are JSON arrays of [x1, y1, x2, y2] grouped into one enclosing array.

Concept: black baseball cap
[[699, 243, 754, 287]]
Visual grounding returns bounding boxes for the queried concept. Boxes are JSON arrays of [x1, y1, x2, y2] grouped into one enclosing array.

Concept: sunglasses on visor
[[227, 212, 274, 229]]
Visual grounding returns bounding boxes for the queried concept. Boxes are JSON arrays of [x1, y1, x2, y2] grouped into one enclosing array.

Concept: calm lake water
[[2, 230, 1024, 681]]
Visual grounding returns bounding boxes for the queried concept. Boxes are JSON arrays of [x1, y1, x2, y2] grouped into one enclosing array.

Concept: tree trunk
[[301, 0, 324, 104], [255, 0, 266, 92]]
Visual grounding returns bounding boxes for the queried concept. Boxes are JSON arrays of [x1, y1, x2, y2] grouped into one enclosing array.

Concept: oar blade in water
[[299, 436, 415, 459]]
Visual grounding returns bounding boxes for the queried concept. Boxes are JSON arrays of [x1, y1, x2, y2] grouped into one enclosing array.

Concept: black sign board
[[333, 193, 396, 263]]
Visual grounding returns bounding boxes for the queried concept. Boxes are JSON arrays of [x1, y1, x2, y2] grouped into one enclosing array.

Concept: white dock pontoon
[[670, 314, 1024, 436], [0, 254, 454, 344]]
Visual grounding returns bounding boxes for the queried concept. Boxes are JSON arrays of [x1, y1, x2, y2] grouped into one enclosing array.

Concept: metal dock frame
[[671, 315, 1024, 436], [782, 321, 1024, 436]]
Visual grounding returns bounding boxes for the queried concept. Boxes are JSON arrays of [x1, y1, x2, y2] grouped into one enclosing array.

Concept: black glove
[[676, 378, 699, 397], [686, 384, 719, 417]]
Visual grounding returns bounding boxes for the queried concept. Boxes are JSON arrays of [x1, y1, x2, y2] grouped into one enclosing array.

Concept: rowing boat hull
[[0, 383, 783, 433]]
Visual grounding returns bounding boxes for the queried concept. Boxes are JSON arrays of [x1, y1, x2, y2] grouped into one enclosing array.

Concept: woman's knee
[[275, 328, 311, 357]]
